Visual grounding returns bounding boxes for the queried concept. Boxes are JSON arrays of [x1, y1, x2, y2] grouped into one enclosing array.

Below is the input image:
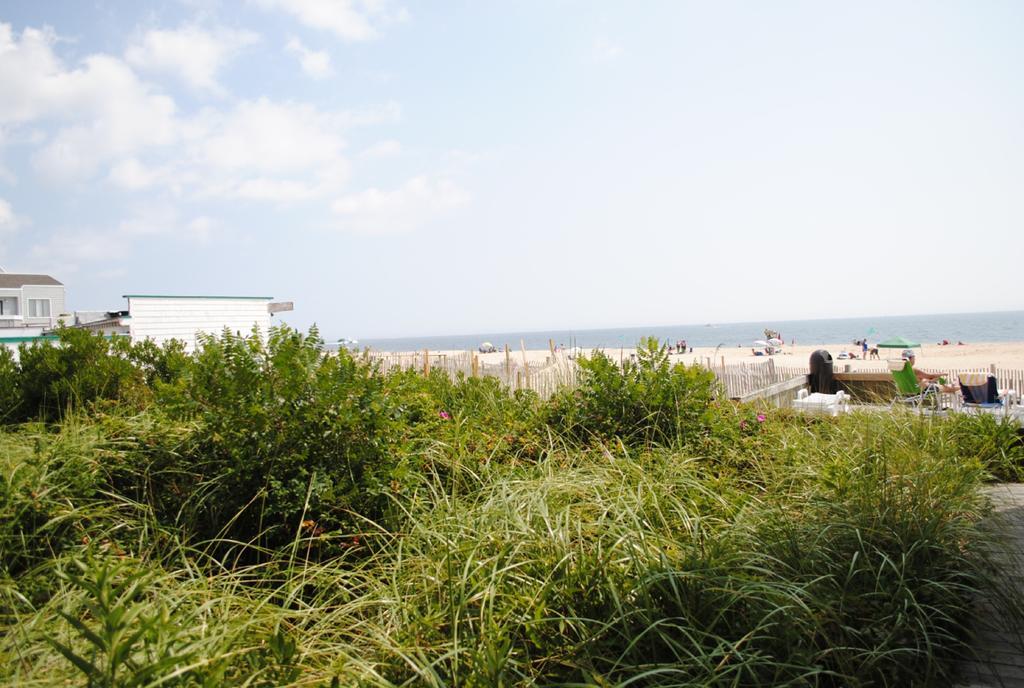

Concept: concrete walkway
[[959, 484, 1024, 687]]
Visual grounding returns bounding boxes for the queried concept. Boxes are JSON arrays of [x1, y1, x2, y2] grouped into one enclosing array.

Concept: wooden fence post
[[423, 348, 430, 376], [472, 354, 479, 378], [521, 338, 530, 389]]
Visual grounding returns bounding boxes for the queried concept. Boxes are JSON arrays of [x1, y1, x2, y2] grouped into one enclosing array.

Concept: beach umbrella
[[876, 336, 920, 349], [768, 338, 783, 346], [753, 339, 770, 347]]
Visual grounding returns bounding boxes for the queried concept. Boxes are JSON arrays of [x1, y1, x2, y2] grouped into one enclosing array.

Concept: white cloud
[[591, 37, 623, 62], [29, 228, 128, 275], [177, 97, 353, 200], [117, 204, 179, 236], [97, 267, 127, 280], [336, 100, 401, 127], [0, 198, 21, 262], [107, 157, 158, 189], [285, 37, 332, 79], [117, 205, 214, 243], [232, 175, 344, 202], [361, 139, 401, 158], [29, 52, 178, 181], [0, 198, 14, 228], [126, 25, 259, 93], [0, 25, 179, 181], [192, 98, 345, 173], [102, 97, 360, 202], [30, 206, 213, 274], [0, 25, 65, 124], [0, 129, 13, 183], [0, 25, 176, 131], [185, 216, 215, 243], [0, 23, 357, 195], [1, 20, 425, 215], [253, 0, 408, 41], [332, 176, 469, 233]]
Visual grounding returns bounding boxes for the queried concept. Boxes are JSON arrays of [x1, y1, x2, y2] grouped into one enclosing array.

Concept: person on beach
[[902, 350, 957, 393], [862, 339, 869, 358]]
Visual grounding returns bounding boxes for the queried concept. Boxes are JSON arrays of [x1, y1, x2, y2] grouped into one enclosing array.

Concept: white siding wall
[[127, 297, 272, 352], [22, 285, 66, 327], [0, 289, 20, 326]]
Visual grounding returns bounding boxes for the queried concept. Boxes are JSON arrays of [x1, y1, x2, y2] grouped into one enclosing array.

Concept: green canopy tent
[[877, 336, 921, 349], [876, 336, 921, 359]]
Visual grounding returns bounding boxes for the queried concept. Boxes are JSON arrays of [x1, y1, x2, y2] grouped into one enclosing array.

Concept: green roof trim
[[0, 335, 60, 343], [123, 294, 273, 300]]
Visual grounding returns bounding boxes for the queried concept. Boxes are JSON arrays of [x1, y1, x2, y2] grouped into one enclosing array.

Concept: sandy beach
[[454, 341, 1024, 373]]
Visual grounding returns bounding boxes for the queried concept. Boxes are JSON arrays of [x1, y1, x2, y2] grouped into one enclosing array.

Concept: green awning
[[876, 336, 921, 349]]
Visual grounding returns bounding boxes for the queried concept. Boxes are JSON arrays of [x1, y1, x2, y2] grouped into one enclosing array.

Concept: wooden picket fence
[[365, 348, 578, 399], [702, 358, 810, 399], [365, 349, 802, 400], [361, 348, 1024, 409]]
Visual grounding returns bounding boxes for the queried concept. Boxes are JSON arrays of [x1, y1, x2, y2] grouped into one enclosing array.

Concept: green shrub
[[123, 337, 190, 389], [135, 326, 406, 554], [392, 369, 546, 467], [546, 337, 718, 447], [0, 346, 19, 422], [13, 329, 148, 423]]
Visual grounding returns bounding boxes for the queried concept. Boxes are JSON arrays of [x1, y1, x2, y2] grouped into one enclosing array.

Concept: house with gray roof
[[0, 272, 66, 330]]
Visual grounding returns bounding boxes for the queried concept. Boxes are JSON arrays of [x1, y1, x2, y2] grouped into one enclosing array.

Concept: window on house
[[28, 299, 51, 317]]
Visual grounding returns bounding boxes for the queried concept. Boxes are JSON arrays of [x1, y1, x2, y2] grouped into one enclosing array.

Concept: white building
[[0, 273, 66, 330], [0, 273, 66, 359], [1, 277, 293, 358], [76, 294, 292, 352]]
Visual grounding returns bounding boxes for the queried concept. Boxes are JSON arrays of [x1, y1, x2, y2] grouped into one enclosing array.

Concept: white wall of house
[[0, 284, 65, 329], [0, 291, 19, 325], [126, 295, 273, 352], [23, 285, 65, 327]]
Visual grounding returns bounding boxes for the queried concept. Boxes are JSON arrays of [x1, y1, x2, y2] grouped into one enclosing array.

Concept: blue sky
[[1, 1, 1022, 338]]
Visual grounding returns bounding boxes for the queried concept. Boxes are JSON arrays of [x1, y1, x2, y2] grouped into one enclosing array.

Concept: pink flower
[[756, 414, 766, 423], [739, 420, 748, 430], [439, 411, 450, 420]]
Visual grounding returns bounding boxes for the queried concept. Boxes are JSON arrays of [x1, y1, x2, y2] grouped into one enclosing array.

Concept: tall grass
[[3, 331, 1024, 685], [2, 409, 1022, 686]]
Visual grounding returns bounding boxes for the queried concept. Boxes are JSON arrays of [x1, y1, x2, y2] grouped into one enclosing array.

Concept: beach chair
[[958, 373, 1018, 416], [794, 389, 849, 416], [888, 360, 938, 410]]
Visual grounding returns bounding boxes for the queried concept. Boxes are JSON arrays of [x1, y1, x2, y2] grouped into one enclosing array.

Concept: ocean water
[[356, 310, 1024, 353]]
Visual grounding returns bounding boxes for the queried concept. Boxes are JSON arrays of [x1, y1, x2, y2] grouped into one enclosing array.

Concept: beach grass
[[1, 328, 1023, 686]]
